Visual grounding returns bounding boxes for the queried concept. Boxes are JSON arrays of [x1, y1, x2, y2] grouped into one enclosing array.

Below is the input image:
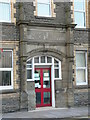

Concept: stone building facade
[[0, 0, 90, 113]]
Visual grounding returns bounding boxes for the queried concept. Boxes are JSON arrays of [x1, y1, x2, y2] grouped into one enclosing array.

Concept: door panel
[[43, 69, 50, 88], [43, 92, 51, 104], [35, 68, 52, 107], [36, 92, 41, 105]]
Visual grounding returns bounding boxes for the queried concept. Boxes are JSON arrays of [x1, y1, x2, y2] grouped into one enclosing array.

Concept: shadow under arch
[[27, 48, 66, 61]]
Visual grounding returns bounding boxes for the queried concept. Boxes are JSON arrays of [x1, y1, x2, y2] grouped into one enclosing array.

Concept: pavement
[[1, 107, 89, 119]]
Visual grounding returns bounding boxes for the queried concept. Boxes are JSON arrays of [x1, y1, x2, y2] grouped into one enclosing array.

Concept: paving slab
[[1, 107, 89, 119]]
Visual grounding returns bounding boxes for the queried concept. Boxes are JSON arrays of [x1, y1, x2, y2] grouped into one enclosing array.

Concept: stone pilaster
[[66, 27, 74, 107], [19, 24, 28, 110], [27, 81, 36, 111]]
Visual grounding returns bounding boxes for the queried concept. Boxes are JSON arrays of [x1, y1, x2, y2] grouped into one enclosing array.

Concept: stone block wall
[[74, 89, 88, 106], [2, 23, 19, 41], [27, 81, 36, 110], [73, 29, 89, 106], [55, 80, 67, 108], [74, 29, 89, 44], [16, 1, 73, 25], [2, 93, 20, 113]]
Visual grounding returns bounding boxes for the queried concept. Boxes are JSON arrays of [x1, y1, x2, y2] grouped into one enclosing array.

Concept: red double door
[[35, 68, 52, 107]]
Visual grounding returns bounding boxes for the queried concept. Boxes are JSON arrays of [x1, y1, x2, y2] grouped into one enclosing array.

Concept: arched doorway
[[27, 56, 62, 107]]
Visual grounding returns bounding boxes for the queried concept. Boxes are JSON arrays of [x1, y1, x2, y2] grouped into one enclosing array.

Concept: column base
[[67, 88, 74, 107], [20, 91, 28, 111]]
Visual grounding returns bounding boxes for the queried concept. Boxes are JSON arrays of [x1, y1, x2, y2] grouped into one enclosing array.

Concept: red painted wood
[[35, 68, 52, 107]]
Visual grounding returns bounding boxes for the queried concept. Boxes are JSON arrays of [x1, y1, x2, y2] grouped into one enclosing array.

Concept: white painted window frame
[[27, 56, 62, 81], [0, 0, 11, 22], [27, 68, 32, 81], [37, 0, 52, 17], [54, 58, 62, 80], [0, 49, 13, 90], [27, 58, 33, 82], [74, 0, 86, 28], [76, 51, 88, 85]]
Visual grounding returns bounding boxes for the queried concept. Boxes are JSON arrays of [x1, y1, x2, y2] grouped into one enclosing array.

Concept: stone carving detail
[[27, 29, 66, 42]]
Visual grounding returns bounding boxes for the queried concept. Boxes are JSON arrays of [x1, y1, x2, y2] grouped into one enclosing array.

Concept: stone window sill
[[0, 89, 19, 94], [35, 16, 55, 20], [74, 85, 88, 89]]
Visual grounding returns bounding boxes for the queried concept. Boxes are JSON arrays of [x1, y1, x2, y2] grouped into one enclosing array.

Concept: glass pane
[[37, 0, 50, 3], [27, 59, 32, 64], [54, 59, 59, 64], [27, 70, 32, 79], [44, 92, 50, 104], [36, 92, 41, 104], [76, 53, 86, 67], [74, 0, 85, 11], [34, 57, 39, 63], [41, 56, 45, 63], [0, 0, 10, 2], [0, 3, 10, 21], [0, 71, 11, 86], [2, 51, 12, 68], [55, 69, 59, 78], [74, 12, 85, 27], [37, 3, 50, 16], [47, 57, 52, 63], [43, 69, 50, 88], [27, 65, 32, 68], [34, 70, 41, 88], [76, 69, 86, 83], [54, 64, 59, 67]]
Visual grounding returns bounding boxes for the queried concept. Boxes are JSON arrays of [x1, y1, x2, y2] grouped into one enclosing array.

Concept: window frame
[[36, 0, 52, 17], [54, 58, 61, 79], [27, 59, 33, 81], [0, 0, 11, 22], [0, 49, 13, 90], [27, 56, 62, 81], [74, 0, 86, 28], [75, 51, 88, 85]]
